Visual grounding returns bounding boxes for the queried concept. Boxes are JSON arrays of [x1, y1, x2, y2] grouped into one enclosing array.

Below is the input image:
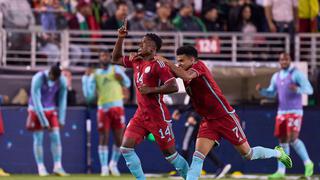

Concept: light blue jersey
[[259, 65, 313, 115]]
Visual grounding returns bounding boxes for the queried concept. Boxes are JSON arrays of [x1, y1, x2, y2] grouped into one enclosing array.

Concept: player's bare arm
[[111, 19, 128, 66], [156, 56, 197, 81], [138, 78, 178, 95]]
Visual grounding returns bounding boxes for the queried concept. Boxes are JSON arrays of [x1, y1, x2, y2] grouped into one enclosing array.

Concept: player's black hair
[[50, 64, 61, 79], [99, 48, 110, 54], [145, 33, 162, 51], [176, 45, 198, 58], [116, 1, 127, 8]]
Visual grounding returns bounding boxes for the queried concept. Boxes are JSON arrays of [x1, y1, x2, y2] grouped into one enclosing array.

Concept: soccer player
[[82, 49, 131, 176], [156, 45, 292, 180], [172, 99, 231, 179], [111, 20, 189, 180], [256, 52, 314, 179], [26, 65, 68, 176]]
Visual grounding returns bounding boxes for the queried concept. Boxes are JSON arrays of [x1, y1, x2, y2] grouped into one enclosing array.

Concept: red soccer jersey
[[122, 56, 175, 121], [184, 60, 235, 119]]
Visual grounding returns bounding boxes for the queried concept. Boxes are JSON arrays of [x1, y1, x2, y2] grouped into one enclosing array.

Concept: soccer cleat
[[0, 168, 10, 176], [215, 164, 232, 179], [268, 172, 285, 179], [304, 162, 314, 177], [101, 166, 109, 176], [53, 168, 69, 176], [275, 146, 292, 168], [38, 167, 49, 177], [109, 163, 120, 176]]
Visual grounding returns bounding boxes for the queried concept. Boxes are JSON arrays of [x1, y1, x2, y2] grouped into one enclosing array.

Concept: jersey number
[[136, 72, 144, 84], [159, 125, 171, 139], [232, 127, 243, 142]]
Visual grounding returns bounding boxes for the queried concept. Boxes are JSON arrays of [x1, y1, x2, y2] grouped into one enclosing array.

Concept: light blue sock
[[250, 146, 280, 160], [98, 145, 109, 167], [277, 143, 290, 174], [50, 129, 62, 169], [120, 147, 145, 180], [187, 151, 205, 180], [290, 139, 311, 165], [110, 145, 121, 164], [33, 131, 44, 165], [166, 152, 189, 179]]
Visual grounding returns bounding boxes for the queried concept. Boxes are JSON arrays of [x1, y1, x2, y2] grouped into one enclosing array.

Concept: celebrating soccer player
[[156, 45, 292, 180], [26, 65, 68, 176], [111, 19, 189, 180], [82, 49, 131, 176], [257, 53, 314, 179]]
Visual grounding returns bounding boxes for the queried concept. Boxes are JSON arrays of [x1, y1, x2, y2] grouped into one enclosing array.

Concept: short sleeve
[[155, 61, 175, 84], [122, 56, 133, 68], [189, 61, 206, 78]]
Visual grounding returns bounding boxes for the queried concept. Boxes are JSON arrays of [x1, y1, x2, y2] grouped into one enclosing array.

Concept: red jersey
[[122, 56, 175, 121], [184, 60, 234, 119]]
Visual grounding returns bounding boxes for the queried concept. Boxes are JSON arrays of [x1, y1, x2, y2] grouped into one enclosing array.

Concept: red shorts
[[97, 107, 125, 132], [26, 110, 60, 131], [0, 111, 4, 135], [274, 113, 302, 138], [124, 116, 175, 150], [198, 113, 247, 146]]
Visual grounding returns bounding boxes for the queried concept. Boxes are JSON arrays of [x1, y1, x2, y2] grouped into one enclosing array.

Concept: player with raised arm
[[26, 65, 69, 176], [111, 20, 189, 180], [156, 45, 292, 180], [257, 53, 314, 179], [82, 49, 131, 176]]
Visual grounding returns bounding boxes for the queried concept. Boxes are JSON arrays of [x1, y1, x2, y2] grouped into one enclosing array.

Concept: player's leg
[[97, 110, 110, 176], [120, 117, 146, 180], [162, 145, 189, 179], [225, 114, 292, 167], [48, 111, 68, 176], [287, 115, 313, 177], [187, 137, 215, 180], [181, 125, 196, 161], [26, 110, 48, 176], [33, 130, 48, 176], [109, 107, 125, 176]]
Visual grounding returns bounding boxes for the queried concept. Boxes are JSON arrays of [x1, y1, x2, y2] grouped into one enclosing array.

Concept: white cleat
[[101, 166, 109, 176], [38, 167, 49, 177], [215, 164, 232, 179], [109, 163, 120, 176]]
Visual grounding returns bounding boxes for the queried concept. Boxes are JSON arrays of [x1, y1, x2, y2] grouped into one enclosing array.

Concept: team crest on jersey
[[144, 66, 151, 73]]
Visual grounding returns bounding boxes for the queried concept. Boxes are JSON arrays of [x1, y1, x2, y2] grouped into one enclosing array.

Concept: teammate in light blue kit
[[257, 53, 314, 178], [27, 65, 68, 176], [82, 50, 131, 176]]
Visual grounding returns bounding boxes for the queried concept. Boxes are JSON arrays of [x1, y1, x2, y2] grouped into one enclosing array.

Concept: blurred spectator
[[227, 0, 241, 31], [39, 33, 60, 65], [154, 1, 176, 31], [62, 69, 77, 105], [202, 5, 224, 32], [240, 0, 267, 32], [128, 3, 145, 31], [102, 1, 128, 30], [40, 0, 62, 31], [298, 0, 319, 32], [0, 0, 35, 29], [103, 0, 134, 18], [236, 4, 257, 33], [92, 0, 108, 28], [264, 0, 298, 33], [172, 3, 206, 32]]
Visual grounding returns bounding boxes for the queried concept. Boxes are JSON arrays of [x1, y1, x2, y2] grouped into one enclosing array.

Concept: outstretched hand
[[117, 18, 128, 38], [154, 55, 170, 64]]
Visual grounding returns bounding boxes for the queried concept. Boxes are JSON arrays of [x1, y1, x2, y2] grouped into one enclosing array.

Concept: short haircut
[[50, 64, 61, 79], [145, 33, 162, 51], [116, 1, 127, 8], [176, 45, 198, 58]]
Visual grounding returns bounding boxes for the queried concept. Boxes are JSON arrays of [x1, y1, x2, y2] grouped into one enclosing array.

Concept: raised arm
[[112, 19, 128, 66]]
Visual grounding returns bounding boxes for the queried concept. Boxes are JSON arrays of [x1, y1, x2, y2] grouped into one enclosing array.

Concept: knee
[[289, 138, 298, 145], [242, 148, 253, 160]]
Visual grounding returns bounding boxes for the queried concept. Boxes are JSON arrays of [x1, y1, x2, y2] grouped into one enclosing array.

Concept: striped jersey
[[185, 60, 235, 120], [123, 56, 175, 121]]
